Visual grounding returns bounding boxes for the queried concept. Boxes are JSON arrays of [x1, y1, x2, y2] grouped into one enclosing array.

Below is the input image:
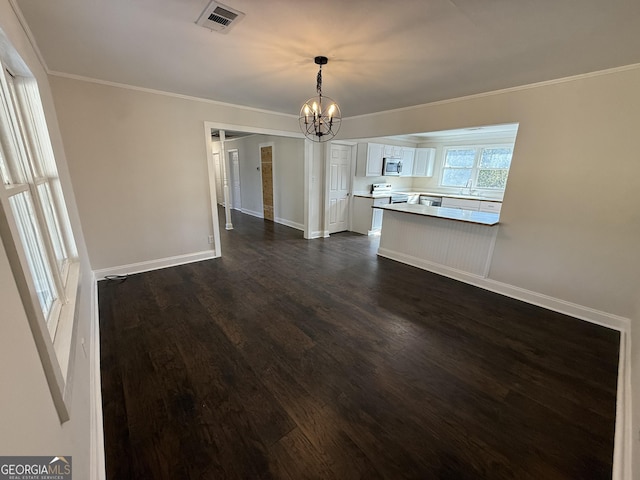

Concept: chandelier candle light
[[299, 56, 341, 142]]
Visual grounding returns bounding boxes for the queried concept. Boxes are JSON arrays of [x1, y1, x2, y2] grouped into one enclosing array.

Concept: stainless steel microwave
[[382, 158, 402, 176]]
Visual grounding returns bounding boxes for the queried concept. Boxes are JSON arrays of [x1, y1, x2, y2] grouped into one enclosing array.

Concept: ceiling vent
[[196, 1, 245, 34]]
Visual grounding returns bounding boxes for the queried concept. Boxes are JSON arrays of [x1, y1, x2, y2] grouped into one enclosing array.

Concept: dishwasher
[[419, 195, 442, 207]]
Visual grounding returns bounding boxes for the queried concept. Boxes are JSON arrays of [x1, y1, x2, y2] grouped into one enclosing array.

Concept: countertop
[[397, 191, 503, 202], [353, 193, 393, 199], [373, 203, 500, 226], [354, 191, 503, 202]]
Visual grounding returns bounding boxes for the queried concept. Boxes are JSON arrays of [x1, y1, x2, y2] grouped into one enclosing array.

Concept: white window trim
[[440, 143, 514, 191], [0, 200, 78, 422], [0, 36, 79, 423]]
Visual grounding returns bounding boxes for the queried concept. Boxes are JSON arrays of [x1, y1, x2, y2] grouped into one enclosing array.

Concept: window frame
[[0, 54, 79, 423], [440, 143, 514, 191]]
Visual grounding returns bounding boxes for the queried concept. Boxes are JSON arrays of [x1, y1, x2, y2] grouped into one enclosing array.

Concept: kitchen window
[[0, 58, 78, 421], [441, 145, 513, 190]]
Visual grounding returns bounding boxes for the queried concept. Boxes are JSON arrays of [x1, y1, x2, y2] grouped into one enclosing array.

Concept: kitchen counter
[[355, 190, 502, 202], [353, 192, 392, 199], [374, 203, 499, 226], [396, 191, 503, 202], [375, 202, 500, 278]]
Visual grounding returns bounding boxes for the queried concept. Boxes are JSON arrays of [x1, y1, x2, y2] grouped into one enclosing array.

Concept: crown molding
[[345, 62, 640, 122], [8, 0, 49, 73], [48, 70, 299, 119]]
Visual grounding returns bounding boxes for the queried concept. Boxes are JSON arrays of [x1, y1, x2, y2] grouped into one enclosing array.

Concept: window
[[0, 55, 78, 421], [441, 145, 514, 190]]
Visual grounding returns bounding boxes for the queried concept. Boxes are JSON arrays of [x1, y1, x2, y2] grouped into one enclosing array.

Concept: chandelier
[[299, 56, 342, 142]]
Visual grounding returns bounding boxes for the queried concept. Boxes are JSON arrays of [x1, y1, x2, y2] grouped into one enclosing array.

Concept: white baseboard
[[613, 331, 632, 480], [89, 273, 106, 480], [308, 230, 325, 239], [377, 247, 630, 332], [378, 246, 632, 479], [94, 250, 217, 280], [240, 208, 264, 219], [275, 217, 304, 231], [238, 209, 303, 231]]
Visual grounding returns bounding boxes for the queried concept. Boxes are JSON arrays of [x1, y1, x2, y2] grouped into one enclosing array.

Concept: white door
[[328, 144, 351, 233], [229, 149, 241, 210]]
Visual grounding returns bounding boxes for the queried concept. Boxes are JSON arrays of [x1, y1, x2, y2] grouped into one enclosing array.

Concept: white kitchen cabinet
[[413, 148, 436, 177], [371, 206, 384, 231], [383, 144, 403, 158], [356, 143, 385, 177], [441, 197, 503, 213], [479, 201, 502, 214], [352, 196, 389, 234], [399, 147, 415, 177], [441, 197, 481, 211]]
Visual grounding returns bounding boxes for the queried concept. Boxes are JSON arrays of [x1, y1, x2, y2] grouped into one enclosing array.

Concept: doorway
[[260, 143, 274, 221]]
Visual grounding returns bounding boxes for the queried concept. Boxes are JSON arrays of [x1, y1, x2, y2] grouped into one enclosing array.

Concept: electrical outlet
[[208, 235, 214, 244]]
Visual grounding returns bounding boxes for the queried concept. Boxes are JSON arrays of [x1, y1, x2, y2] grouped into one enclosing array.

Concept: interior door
[[328, 144, 351, 233], [260, 144, 274, 221], [229, 149, 241, 210]]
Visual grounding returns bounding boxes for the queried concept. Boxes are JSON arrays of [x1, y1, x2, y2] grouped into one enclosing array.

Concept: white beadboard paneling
[[379, 210, 498, 277]]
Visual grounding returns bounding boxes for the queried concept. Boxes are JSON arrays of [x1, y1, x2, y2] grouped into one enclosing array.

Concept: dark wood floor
[[99, 208, 620, 479]]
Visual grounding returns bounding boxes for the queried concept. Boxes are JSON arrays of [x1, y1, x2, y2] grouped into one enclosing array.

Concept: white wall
[[340, 66, 640, 321], [352, 173, 413, 195], [308, 141, 325, 237], [220, 134, 305, 228], [341, 71, 640, 479], [48, 76, 300, 270], [0, 2, 94, 478], [271, 136, 304, 228]]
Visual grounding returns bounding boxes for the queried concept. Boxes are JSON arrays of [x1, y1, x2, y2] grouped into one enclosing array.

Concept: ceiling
[[14, 0, 640, 118]]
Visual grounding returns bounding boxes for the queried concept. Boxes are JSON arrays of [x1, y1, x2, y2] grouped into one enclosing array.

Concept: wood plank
[[99, 206, 620, 480]]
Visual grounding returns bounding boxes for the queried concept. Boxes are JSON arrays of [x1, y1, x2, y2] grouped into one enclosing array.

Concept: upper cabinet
[[356, 143, 385, 177], [383, 144, 403, 158], [356, 143, 431, 177], [413, 148, 436, 177], [399, 147, 415, 177]]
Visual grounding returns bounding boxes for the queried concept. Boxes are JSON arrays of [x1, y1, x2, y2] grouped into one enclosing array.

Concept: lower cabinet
[[441, 197, 481, 210], [372, 207, 383, 231], [479, 201, 502, 214], [441, 197, 502, 213], [352, 196, 389, 235]]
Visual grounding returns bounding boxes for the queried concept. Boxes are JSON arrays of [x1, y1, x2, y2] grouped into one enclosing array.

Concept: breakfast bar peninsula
[[373, 203, 500, 278]]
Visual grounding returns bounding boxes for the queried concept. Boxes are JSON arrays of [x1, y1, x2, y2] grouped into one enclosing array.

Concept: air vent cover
[[196, 1, 245, 33]]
